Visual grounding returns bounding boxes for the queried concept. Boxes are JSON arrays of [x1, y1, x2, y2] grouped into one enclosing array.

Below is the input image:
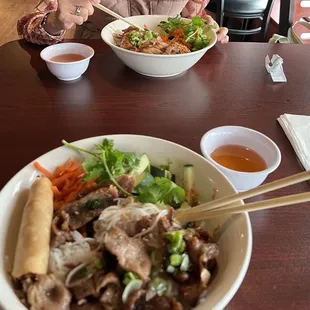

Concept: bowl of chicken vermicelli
[[101, 15, 217, 77], [0, 134, 251, 310]]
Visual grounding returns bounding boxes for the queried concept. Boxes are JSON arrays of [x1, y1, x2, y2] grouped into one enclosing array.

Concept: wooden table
[[1, 40, 310, 309]]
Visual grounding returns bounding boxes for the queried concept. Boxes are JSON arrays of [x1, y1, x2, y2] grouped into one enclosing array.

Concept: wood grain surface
[[0, 40, 310, 309]]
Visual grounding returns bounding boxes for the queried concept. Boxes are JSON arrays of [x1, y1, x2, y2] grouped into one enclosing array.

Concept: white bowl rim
[[40, 42, 95, 65], [101, 15, 217, 58], [200, 125, 282, 176], [0, 134, 252, 310]]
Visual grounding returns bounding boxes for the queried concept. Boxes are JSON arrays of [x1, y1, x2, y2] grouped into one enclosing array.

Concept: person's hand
[[201, 12, 229, 44], [44, 0, 100, 35]]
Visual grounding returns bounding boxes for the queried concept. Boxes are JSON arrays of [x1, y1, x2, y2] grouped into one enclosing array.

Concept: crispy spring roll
[[12, 177, 53, 279]]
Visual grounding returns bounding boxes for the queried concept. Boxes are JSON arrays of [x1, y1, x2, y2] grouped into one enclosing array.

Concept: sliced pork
[[104, 227, 152, 280], [54, 186, 118, 230], [27, 274, 71, 310]]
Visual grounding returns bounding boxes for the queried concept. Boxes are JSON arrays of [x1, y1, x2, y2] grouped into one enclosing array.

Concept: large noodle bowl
[[1, 135, 251, 310], [10, 138, 219, 310]]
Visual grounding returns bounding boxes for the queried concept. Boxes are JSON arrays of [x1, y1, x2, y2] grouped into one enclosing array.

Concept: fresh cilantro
[[62, 139, 140, 196], [138, 177, 185, 206], [62, 139, 186, 207], [158, 15, 187, 34], [95, 140, 140, 177], [159, 15, 214, 52], [187, 34, 211, 51], [191, 16, 205, 28], [183, 17, 213, 51]]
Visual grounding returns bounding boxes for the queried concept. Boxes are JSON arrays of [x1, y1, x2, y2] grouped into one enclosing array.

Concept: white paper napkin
[[278, 114, 310, 170]]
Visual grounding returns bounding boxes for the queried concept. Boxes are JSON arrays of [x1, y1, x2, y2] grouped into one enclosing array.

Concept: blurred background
[[0, 0, 309, 46]]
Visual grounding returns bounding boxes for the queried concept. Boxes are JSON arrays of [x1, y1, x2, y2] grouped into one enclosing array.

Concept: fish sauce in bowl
[[211, 145, 267, 173], [50, 54, 85, 62]]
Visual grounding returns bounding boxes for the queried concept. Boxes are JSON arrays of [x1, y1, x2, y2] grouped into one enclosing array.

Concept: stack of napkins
[[278, 114, 310, 170]]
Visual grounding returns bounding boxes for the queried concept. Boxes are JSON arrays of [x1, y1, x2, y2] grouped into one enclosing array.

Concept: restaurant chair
[[208, 0, 276, 41]]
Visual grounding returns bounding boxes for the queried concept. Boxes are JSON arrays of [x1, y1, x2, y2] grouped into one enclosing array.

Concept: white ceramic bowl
[[0, 135, 252, 310], [101, 15, 217, 77], [40, 43, 94, 81], [200, 126, 282, 192]]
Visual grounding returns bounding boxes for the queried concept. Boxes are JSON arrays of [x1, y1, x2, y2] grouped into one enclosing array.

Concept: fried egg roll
[[12, 177, 53, 279]]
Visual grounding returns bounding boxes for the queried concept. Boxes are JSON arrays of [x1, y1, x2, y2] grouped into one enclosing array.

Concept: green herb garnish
[[123, 272, 139, 285], [158, 15, 215, 52], [159, 15, 187, 34], [128, 29, 157, 48], [62, 139, 140, 196], [165, 231, 185, 254], [151, 277, 168, 296], [137, 177, 185, 206]]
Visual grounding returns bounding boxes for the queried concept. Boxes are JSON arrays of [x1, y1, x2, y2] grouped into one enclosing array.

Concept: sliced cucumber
[[135, 171, 147, 187], [122, 279, 143, 303], [151, 166, 165, 178], [135, 172, 154, 188], [145, 163, 151, 173], [132, 154, 150, 176], [133, 172, 154, 194], [183, 165, 194, 204], [151, 166, 175, 181]]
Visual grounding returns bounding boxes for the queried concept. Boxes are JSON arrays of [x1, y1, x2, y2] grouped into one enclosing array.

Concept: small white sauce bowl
[[40, 43, 94, 81], [200, 126, 281, 192]]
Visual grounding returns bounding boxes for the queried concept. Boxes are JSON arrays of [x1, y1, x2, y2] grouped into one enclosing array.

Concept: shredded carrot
[[33, 162, 55, 180], [51, 186, 62, 198], [34, 160, 98, 211], [52, 171, 81, 187], [160, 27, 190, 49], [161, 36, 169, 43]]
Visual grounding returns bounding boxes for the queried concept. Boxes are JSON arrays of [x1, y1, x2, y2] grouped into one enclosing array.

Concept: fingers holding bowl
[[217, 27, 229, 43], [200, 13, 229, 44]]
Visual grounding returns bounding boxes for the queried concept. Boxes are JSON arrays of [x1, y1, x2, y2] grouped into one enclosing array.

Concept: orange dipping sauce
[[211, 144, 267, 172], [50, 54, 85, 62]]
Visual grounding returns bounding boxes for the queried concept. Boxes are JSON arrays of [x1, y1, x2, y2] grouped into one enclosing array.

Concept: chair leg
[[260, 0, 276, 41], [242, 19, 249, 41], [216, 0, 225, 27]]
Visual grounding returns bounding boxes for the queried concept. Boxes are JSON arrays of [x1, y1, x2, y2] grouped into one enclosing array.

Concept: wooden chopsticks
[[175, 170, 310, 223], [93, 3, 144, 31]]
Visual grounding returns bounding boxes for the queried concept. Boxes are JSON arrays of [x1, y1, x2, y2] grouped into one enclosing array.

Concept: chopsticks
[[93, 3, 144, 31], [175, 170, 310, 223]]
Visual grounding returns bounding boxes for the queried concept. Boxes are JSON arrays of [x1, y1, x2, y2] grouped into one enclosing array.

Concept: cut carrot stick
[[34, 160, 97, 211], [52, 171, 80, 187], [33, 162, 55, 180], [52, 186, 62, 198]]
